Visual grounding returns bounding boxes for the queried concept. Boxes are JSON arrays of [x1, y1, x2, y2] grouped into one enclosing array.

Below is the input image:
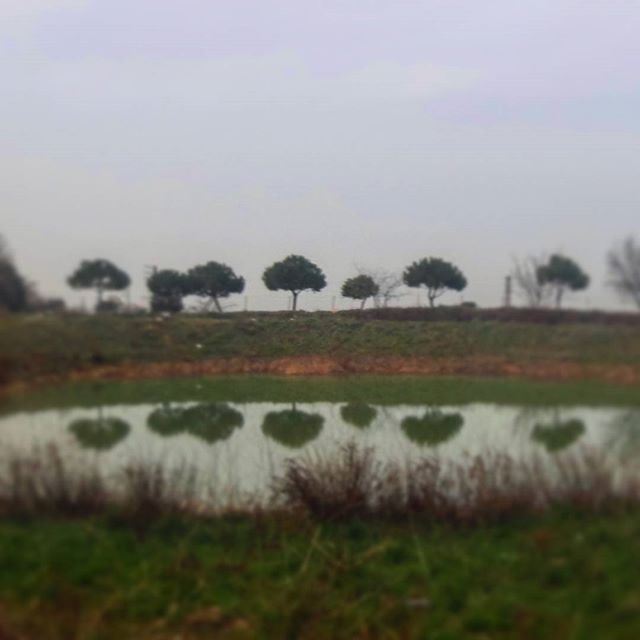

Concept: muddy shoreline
[[2, 355, 639, 398]]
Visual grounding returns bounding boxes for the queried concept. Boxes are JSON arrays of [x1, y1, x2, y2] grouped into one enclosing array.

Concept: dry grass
[[1, 443, 639, 526], [273, 443, 640, 524]]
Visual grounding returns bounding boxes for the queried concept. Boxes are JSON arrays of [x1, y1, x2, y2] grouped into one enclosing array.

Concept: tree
[[147, 269, 189, 313], [185, 262, 245, 313], [512, 255, 552, 308], [67, 259, 130, 310], [0, 234, 27, 312], [536, 254, 589, 308], [403, 257, 467, 307], [608, 237, 640, 309], [341, 274, 379, 310], [357, 266, 405, 308], [262, 255, 326, 311]]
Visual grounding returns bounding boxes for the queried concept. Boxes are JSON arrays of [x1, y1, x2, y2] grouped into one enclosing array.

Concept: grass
[[0, 312, 639, 384], [1, 511, 640, 639], [3, 374, 640, 418]]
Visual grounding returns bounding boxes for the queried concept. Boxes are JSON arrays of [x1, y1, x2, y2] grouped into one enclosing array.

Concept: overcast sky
[[2, 0, 639, 310]]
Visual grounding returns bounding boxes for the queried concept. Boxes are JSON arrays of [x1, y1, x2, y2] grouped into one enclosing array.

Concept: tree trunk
[[360, 298, 366, 310], [555, 287, 564, 309], [428, 293, 436, 308], [213, 296, 223, 313], [292, 292, 299, 311]]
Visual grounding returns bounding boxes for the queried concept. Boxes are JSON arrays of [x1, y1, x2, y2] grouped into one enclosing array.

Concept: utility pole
[[504, 275, 512, 308]]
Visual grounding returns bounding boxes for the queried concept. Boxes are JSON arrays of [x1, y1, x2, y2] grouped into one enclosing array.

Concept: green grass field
[[1, 512, 639, 639], [1, 312, 638, 383]]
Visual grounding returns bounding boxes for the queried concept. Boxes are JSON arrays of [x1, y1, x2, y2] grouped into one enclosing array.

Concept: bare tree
[[608, 237, 640, 309], [512, 256, 552, 308], [356, 266, 405, 308]]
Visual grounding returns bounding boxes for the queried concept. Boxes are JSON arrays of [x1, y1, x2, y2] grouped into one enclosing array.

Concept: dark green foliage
[[403, 257, 467, 307], [262, 255, 327, 310], [181, 403, 244, 443], [185, 262, 245, 313], [68, 416, 130, 451], [340, 402, 377, 428], [262, 408, 324, 448], [537, 254, 590, 308], [148, 403, 243, 443], [67, 259, 130, 310], [0, 259, 27, 312], [146, 404, 187, 437], [532, 419, 586, 452], [147, 269, 189, 313], [341, 275, 379, 309], [401, 410, 464, 446]]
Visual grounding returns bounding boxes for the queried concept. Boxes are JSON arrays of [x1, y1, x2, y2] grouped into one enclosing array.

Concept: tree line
[[2, 233, 640, 313]]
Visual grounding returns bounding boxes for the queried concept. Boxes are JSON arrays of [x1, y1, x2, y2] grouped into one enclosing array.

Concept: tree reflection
[[147, 404, 188, 437], [401, 410, 464, 447], [531, 419, 585, 452], [340, 403, 377, 429], [262, 406, 324, 448], [69, 414, 130, 451], [182, 404, 244, 443], [146, 403, 243, 444]]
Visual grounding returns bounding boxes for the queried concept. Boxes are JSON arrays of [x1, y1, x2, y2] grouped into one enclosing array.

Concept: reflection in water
[[531, 419, 586, 452], [69, 416, 131, 451], [606, 411, 640, 461], [147, 403, 243, 443], [401, 410, 464, 447], [262, 407, 324, 448], [147, 405, 187, 437], [184, 404, 244, 443], [340, 403, 377, 429]]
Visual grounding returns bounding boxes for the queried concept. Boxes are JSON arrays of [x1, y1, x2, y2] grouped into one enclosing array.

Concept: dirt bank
[[2, 355, 639, 398]]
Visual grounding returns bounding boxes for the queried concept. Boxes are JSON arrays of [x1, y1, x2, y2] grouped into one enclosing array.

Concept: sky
[[2, 0, 639, 310]]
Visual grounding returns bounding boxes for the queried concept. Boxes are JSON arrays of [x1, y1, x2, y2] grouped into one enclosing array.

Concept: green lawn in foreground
[[0, 513, 639, 639], [0, 313, 638, 382]]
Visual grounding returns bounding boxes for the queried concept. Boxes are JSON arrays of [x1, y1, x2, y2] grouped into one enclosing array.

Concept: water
[[1, 377, 640, 498]]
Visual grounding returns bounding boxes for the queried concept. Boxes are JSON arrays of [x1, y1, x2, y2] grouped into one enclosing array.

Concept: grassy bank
[[1, 511, 640, 639], [1, 312, 639, 385], [3, 374, 640, 416]]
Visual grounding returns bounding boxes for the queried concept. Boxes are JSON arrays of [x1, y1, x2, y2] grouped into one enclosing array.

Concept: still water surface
[[2, 378, 639, 496]]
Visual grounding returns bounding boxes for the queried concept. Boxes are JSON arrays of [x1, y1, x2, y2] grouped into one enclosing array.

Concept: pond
[[2, 376, 640, 500]]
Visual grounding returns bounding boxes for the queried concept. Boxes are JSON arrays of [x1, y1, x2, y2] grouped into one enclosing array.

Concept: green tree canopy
[[67, 259, 130, 309], [531, 419, 585, 452], [185, 262, 245, 313], [0, 259, 27, 313], [403, 258, 467, 307], [262, 255, 326, 310], [147, 269, 190, 313], [401, 410, 464, 447], [262, 408, 324, 448], [536, 254, 589, 308], [341, 275, 379, 309]]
